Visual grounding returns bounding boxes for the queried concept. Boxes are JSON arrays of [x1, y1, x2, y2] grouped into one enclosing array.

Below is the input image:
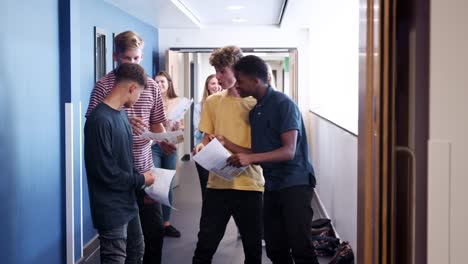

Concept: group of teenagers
[[84, 30, 319, 264]]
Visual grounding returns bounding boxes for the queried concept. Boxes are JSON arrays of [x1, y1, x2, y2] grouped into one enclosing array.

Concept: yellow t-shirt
[[198, 90, 264, 192]]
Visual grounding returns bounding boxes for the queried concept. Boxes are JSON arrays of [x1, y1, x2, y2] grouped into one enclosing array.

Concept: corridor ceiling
[[105, 0, 314, 28]]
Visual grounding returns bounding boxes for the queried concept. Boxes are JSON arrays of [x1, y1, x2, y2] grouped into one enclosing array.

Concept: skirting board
[[312, 189, 340, 238], [76, 235, 100, 264]]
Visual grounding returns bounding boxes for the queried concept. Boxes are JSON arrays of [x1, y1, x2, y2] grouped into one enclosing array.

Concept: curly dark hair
[[114, 63, 147, 88], [233, 55, 269, 84]]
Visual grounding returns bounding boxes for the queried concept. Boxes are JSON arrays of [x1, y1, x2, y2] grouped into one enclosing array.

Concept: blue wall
[[77, 0, 159, 257], [0, 0, 159, 262], [0, 0, 64, 263]]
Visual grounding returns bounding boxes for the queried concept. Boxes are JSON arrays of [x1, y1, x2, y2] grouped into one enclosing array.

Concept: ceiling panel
[[105, 0, 293, 28], [181, 0, 286, 26]]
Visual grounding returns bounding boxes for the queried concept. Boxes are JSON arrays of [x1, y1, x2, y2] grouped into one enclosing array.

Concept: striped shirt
[[86, 70, 166, 173]]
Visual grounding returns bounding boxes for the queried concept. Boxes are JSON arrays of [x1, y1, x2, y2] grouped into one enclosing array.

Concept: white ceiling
[[105, 0, 313, 29]]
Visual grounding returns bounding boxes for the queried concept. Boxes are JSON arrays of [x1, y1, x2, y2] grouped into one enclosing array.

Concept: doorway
[[165, 47, 299, 154]]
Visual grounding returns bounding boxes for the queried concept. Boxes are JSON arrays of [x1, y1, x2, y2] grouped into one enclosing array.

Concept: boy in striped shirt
[[86, 31, 175, 264]]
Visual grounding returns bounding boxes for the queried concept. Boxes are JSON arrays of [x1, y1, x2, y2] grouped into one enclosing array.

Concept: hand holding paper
[[193, 138, 247, 180], [144, 168, 176, 208], [141, 130, 184, 144]]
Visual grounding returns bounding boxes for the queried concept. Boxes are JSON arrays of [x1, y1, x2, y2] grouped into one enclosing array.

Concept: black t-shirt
[[84, 102, 145, 230]]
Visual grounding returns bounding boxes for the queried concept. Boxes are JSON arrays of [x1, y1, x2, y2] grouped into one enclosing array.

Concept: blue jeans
[[98, 214, 144, 264], [152, 144, 177, 222]]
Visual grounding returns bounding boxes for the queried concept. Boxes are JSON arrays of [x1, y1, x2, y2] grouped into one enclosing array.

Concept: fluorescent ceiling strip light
[[170, 0, 202, 27], [227, 5, 245, 10], [177, 48, 214, 52], [232, 18, 248, 22], [253, 48, 290, 52]]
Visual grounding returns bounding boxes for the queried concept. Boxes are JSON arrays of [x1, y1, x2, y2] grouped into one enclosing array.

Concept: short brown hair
[[209, 45, 243, 69], [114, 31, 144, 54], [114, 63, 147, 88]]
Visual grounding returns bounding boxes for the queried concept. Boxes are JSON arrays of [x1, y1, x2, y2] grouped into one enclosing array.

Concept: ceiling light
[[232, 18, 248, 23], [170, 0, 202, 27], [227, 5, 245, 10]]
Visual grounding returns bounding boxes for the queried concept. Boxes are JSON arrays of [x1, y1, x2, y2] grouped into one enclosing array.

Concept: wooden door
[[357, 0, 397, 263]]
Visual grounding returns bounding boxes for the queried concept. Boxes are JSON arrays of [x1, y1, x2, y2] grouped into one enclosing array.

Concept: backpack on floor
[[329, 241, 354, 264]]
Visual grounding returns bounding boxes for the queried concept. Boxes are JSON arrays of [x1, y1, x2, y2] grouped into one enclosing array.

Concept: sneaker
[[180, 154, 191, 161], [164, 225, 181, 238]]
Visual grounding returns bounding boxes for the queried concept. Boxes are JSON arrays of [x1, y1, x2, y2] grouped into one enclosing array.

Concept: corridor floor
[[161, 159, 329, 264]]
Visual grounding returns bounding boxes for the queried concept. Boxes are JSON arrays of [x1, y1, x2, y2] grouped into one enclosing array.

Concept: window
[[94, 27, 106, 82]]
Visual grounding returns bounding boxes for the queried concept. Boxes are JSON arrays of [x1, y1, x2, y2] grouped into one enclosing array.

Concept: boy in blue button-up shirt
[[224, 55, 318, 264]]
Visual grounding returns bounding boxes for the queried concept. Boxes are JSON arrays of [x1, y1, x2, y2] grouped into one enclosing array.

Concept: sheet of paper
[[144, 168, 176, 208], [168, 97, 193, 121], [140, 130, 184, 144], [193, 138, 247, 180]]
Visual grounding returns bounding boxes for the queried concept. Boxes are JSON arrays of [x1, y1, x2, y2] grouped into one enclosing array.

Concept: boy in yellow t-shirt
[[192, 46, 264, 264]]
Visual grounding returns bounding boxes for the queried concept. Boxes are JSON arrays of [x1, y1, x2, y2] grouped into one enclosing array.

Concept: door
[[357, 0, 429, 263], [357, 0, 397, 263]]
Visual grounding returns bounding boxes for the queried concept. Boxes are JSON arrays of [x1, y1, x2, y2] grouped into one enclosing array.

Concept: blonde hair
[[114, 31, 144, 54], [209, 45, 243, 68], [202, 74, 217, 106], [266, 63, 276, 88]]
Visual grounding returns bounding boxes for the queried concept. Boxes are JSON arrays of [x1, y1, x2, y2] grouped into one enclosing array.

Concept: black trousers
[[138, 201, 164, 264], [195, 162, 209, 201], [264, 185, 318, 264], [193, 188, 263, 264]]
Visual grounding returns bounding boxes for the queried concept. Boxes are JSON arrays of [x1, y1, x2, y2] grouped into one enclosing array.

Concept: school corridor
[[2, 0, 467, 263]]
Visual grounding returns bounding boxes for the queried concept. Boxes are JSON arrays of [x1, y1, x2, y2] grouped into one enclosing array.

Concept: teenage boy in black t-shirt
[[84, 63, 155, 264]]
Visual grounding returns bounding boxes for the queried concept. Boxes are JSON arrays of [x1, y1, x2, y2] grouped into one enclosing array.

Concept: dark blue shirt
[[250, 86, 316, 191], [84, 103, 145, 230]]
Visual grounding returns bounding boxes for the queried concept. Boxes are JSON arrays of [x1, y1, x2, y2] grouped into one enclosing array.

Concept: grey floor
[[161, 159, 330, 264]]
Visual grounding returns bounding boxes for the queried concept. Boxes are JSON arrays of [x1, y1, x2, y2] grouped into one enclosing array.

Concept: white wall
[[194, 53, 216, 103], [158, 26, 311, 109], [428, 1, 468, 263], [305, 0, 359, 250], [307, 112, 358, 253], [307, 0, 360, 134]]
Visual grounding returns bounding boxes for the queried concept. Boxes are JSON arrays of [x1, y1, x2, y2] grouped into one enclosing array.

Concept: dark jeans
[[264, 185, 318, 264], [152, 144, 177, 222], [98, 214, 144, 264], [195, 162, 209, 201], [138, 201, 164, 264], [193, 189, 263, 264]]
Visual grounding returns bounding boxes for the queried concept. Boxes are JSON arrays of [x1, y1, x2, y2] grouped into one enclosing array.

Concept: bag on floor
[[329, 241, 355, 264], [310, 218, 336, 237], [309, 217, 338, 256], [311, 235, 341, 257]]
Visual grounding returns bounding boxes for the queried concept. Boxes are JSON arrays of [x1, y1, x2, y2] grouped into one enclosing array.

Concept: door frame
[[357, 0, 429, 263]]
